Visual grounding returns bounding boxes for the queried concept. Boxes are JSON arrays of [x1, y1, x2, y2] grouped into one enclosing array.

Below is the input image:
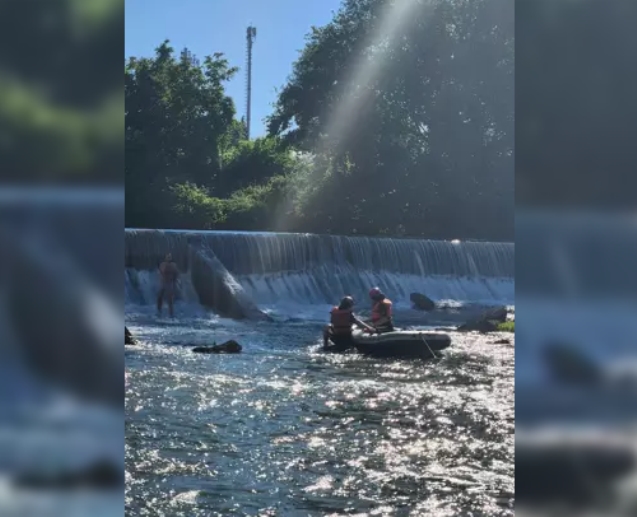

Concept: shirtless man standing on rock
[[157, 253, 179, 318]]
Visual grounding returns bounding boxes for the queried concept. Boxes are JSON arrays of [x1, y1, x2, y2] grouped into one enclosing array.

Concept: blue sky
[[125, 0, 342, 137]]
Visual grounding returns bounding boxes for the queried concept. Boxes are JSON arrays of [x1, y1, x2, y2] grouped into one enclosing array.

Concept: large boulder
[[125, 326, 137, 346], [192, 340, 242, 354], [456, 305, 508, 333], [482, 305, 508, 323], [410, 292, 436, 311], [190, 244, 272, 321]]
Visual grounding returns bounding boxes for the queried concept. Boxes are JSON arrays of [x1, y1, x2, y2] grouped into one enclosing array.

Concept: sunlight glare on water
[[126, 300, 514, 515], [125, 228, 514, 515]]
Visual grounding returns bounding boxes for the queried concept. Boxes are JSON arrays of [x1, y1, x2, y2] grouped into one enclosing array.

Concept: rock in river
[[125, 326, 137, 346], [192, 340, 243, 354], [456, 305, 509, 333], [410, 292, 436, 311], [543, 341, 637, 389]]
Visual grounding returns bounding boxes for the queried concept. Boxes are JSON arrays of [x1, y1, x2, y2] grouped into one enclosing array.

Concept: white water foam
[[238, 270, 513, 319], [125, 229, 514, 321], [125, 269, 200, 307], [125, 266, 513, 321]]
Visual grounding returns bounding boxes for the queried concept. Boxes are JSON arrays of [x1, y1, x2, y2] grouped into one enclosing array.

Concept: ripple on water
[[126, 315, 514, 516]]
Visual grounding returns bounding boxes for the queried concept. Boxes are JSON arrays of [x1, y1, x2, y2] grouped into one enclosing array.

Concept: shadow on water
[[125, 311, 514, 516]]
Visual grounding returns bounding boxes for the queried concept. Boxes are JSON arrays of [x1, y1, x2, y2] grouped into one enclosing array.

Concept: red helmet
[[369, 287, 381, 298]]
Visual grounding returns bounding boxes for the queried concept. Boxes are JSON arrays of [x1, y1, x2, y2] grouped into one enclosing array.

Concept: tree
[[125, 0, 514, 240], [268, 0, 513, 239], [125, 41, 238, 227], [217, 137, 296, 197], [125, 42, 307, 231]]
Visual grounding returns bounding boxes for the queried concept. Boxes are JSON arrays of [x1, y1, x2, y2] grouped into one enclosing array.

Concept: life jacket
[[330, 307, 353, 334], [371, 298, 392, 323]]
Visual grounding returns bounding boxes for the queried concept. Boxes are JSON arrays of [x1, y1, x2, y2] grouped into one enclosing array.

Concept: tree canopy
[[125, 0, 514, 240]]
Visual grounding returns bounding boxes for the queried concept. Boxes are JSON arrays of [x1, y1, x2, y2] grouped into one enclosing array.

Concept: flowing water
[[125, 230, 515, 516]]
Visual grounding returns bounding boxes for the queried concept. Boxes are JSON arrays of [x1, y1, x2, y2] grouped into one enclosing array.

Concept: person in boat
[[157, 253, 179, 318], [323, 296, 376, 349], [368, 287, 394, 333]]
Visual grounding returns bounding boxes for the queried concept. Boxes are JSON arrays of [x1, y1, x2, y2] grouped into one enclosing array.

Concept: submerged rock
[[410, 292, 436, 311], [192, 340, 242, 354], [542, 342, 602, 386], [543, 341, 637, 389], [14, 458, 122, 489], [457, 319, 497, 333]]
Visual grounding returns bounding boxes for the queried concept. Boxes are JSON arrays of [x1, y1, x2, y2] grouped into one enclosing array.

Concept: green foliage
[[217, 137, 296, 197], [166, 173, 301, 231], [169, 183, 226, 229], [268, 0, 514, 239], [125, 39, 317, 231], [496, 321, 514, 333], [125, 41, 240, 227], [126, 0, 515, 239]]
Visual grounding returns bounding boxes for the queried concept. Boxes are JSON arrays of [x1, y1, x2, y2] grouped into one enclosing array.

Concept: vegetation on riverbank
[[125, 0, 513, 239], [496, 321, 515, 333]]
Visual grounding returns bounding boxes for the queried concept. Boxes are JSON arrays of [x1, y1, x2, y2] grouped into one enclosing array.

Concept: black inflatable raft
[[350, 329, 451, 359]]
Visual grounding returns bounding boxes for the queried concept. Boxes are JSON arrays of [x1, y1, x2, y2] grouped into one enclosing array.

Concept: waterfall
[[125, 229, 514, 315]]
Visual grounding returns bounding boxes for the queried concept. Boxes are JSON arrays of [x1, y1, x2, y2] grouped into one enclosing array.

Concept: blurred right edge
[[515, 0, 637, 515], [515, 210, 637, 513]]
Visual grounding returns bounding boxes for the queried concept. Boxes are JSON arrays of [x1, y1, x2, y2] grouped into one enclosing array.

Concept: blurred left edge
[[0, 186, 124, 517], [0, 0, 125, 511]]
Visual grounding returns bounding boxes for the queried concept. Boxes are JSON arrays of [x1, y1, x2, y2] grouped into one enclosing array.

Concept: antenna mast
[[245, 26, 257, 139]]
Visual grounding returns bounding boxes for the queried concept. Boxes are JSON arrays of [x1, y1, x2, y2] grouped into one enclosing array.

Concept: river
[[125, 311, 514, 516], [125, 229, 514, 516]]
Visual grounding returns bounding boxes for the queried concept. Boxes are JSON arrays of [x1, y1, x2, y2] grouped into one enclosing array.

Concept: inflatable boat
[[350, 329, 451, 359]]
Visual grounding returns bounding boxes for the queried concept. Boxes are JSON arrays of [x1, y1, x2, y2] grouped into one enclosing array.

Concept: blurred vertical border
[[0, 0, 123, 515], [515, 0, 637, 515]]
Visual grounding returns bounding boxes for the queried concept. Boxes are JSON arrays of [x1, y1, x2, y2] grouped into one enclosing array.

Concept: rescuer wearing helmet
[[368, 287, 394, 333], [323, 296, 375, 349]]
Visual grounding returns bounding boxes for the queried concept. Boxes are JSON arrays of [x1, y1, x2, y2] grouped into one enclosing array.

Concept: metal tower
[[183, 49, 199, 67], [245, 26, 257, 139]]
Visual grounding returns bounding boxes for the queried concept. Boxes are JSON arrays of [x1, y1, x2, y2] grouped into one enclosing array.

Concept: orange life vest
[[330, 307, 353, 334], [371, 298, 392, 323]]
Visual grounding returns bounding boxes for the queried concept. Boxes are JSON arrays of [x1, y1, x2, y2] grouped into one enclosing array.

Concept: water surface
[[125, 308, 514, 516]]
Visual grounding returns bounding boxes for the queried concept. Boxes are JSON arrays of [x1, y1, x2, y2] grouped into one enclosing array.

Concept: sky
[[125, 0, 342, 137]]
